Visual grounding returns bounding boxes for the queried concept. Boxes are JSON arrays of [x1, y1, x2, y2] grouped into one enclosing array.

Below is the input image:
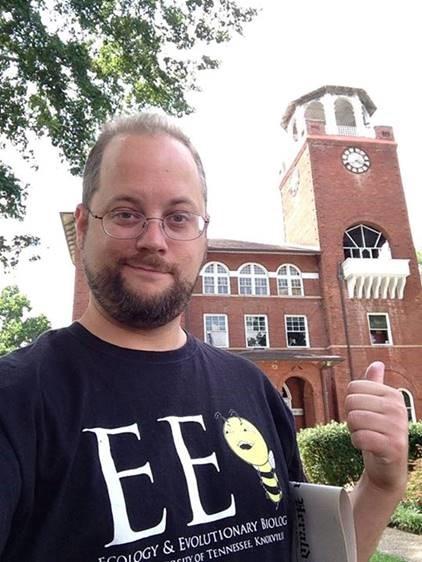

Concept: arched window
[[277, 264, 304, 296], [281, 382, 305, 417], [202, 262, 230, 295], [399, 389, 416, 422], [343, 224, 391, 259], [238, 264, 269, 295], [335, 97, 356, 127], [305, 101, 326, 123], [281, 384, 292, 409]]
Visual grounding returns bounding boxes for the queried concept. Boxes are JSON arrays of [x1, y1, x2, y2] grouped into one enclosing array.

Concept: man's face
[[76, 133, 207, 329]]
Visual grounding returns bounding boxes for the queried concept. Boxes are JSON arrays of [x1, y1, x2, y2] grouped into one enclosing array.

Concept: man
[[0, 114, 408, 561]]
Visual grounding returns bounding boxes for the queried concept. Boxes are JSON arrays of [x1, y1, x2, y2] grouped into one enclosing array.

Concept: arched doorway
[[282, 377, 316, 429]]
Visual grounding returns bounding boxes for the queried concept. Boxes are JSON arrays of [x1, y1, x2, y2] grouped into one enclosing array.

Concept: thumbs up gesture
[[345, 361, 408, 492]]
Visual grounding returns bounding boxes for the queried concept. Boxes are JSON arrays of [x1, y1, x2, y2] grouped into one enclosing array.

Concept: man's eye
[[111, 210, 141, 222], [166, 212, 191, 225]]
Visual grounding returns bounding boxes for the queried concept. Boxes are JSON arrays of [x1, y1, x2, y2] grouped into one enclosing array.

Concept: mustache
[[119, 255, 176, 275]]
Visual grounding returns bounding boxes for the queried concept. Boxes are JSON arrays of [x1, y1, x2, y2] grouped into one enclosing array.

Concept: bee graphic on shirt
[[216, 410, 282, 507]]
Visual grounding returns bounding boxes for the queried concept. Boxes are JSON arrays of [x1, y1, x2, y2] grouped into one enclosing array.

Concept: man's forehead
[[102, 132, 194, 166], [93, 132, 205, 210]]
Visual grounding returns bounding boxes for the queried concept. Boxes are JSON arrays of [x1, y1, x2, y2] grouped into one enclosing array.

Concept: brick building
[[62, 85, 422, 428]]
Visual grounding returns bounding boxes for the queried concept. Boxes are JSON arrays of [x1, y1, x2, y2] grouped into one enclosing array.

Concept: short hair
[[82, 113, 207, 206]]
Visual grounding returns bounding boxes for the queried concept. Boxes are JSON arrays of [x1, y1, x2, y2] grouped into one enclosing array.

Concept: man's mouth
[[123, 258, 174, 275]]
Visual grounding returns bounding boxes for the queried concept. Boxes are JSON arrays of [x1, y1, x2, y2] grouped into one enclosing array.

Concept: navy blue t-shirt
[[0, 323, 303, 561]]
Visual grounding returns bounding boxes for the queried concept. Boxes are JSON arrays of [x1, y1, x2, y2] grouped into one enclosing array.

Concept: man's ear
[[74, 204, 88, 249]]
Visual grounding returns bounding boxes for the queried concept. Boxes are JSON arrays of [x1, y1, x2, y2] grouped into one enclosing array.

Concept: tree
[[0, 0, 257, 268], [0, 285, 51, 356], [417, 250, 422, 265]]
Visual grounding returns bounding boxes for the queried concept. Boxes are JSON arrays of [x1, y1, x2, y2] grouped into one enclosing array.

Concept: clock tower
[[279, 85, 422, 419]]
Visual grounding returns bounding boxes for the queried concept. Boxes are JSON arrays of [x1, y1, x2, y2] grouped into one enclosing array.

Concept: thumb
[[364, 361, 385, 384]]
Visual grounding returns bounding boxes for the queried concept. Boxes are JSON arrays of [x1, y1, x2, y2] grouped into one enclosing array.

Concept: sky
[[1, 0, 422, 328]]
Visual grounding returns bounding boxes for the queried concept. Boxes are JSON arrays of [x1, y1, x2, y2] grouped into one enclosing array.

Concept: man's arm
[[346, 361, 408, 562]]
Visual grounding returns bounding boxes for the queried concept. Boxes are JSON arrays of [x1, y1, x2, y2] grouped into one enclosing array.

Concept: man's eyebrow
[[107, 195, 142, 206], [166, 197, 196, 207], [106, 196, 196, 207]]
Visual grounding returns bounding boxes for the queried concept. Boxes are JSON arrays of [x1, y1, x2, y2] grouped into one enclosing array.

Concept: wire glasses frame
[[85, 207, 209, 241]]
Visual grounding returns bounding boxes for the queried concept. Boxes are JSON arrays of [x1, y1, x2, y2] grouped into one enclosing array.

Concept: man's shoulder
[[193, 338, 272, 384], [0, 326, 73, 388]]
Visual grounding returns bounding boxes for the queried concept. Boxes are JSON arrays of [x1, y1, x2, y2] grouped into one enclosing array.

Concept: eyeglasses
[[86, 207, 209, 241]]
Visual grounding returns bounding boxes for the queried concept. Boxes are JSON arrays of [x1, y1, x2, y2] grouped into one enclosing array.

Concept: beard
[[83, 254, 200, 329]]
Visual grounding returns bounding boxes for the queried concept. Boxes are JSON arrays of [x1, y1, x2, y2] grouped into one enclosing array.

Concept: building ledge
[[236, 348, 343, 366], [342, 258, 410, 299]]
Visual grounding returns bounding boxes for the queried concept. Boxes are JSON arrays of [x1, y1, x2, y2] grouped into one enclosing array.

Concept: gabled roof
[[208, 239, 320, 254], [281, 85, 377, 129]]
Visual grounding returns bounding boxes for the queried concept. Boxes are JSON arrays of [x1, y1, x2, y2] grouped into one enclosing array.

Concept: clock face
[[342, 147, 370, 174]]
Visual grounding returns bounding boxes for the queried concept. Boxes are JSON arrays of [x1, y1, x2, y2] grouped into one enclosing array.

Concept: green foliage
[[0, 0, 257, 175], [298, 421, 422, 487], [0, 234, 40, 270], [416, 250, 422, 265], [0, 0, 258, 267], [390, 457, 422, 534], [390, 502, 422, 535], [297, 421, 364, 486], [298, 421, 422, 536], [409, 421, 422, 461], [405, 458, 422, 507], [370, 554, 406, 562], [0, 285, 50, 356]]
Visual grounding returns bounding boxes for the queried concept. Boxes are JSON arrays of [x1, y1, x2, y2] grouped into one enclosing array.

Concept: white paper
[[290, 481, 357, 562]]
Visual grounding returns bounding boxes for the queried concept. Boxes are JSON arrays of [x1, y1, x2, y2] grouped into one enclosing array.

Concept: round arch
[[335, 97, 356, 127], [237, 262, 269, 296], [398, 388, 416, 422], [283, 376, 316, 429], [201, 261, 231, 295], [305, 100, 326, 123], [343, 223, 391, 259]]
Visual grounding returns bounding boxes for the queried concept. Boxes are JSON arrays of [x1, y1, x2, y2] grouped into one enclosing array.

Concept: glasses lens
[[103, 210, 146, 239], [163, 212, 205, 240], [101, 210, 207, 240]]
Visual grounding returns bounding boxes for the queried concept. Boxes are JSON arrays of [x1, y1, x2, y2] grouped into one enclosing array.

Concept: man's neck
[[78, 301, 187, 351]]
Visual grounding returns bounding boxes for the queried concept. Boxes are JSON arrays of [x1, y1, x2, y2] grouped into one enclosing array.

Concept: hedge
[[297, 421, 363, 485], [297, 420, 422, 487], [409, 421, 422, 461]]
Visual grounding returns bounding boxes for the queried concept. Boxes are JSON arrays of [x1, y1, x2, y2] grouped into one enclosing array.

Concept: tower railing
[[334, 125, 376, 138]]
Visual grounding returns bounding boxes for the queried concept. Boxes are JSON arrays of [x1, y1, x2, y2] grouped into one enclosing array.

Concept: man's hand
[[346, 362, 408, 561], [346, 361, 408, 493]]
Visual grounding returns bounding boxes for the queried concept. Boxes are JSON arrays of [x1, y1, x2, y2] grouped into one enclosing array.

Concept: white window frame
[[201, 262, 230, 295], [238, 263, 269, 296], [343, 224, 390, 260], [285, 315, 309, 348], [203, 314, 229, 348], [398, 389, 416, 422], [281, 384, 304, 416], [277, 264, 304, 296], [244, 314, 269, 348], [367, 313, 393, 346]]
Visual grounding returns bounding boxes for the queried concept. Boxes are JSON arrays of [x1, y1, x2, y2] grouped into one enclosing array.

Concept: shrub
[[297, 420, 422, 487], [297, 421, 363, 486], [408, 421, 422, 462], [370, 554, 406, 562], [405, 458, 422, 507], [390, 502, 422, 535]]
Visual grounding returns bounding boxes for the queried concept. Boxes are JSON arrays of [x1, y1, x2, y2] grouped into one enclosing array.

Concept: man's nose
[[134, 218, 168, 252]]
